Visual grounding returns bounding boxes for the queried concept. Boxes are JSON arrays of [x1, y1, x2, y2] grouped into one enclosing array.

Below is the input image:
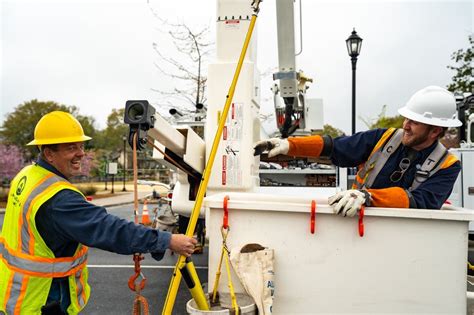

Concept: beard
[[401, 128, 431, 148]]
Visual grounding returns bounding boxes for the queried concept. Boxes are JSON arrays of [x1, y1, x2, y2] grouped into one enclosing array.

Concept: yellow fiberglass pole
[[161, 2, 261, 314]]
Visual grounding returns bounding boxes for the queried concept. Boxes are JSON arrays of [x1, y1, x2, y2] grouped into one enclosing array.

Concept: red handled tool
[[358, 206, 365, 237], [223, 195, 229, 229], [310, 200, 316, 234]]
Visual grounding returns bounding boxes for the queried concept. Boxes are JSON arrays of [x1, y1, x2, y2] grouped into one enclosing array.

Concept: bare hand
[[169, 234, 197, 257]]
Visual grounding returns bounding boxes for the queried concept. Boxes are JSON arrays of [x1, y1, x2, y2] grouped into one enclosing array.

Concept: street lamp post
[[104, 158, 108, 191], [122, 135, 127, 191], [346, 28, 363, 135]]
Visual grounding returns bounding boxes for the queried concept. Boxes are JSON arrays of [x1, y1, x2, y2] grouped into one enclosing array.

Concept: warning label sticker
[[221, 103, 243, 186], [225, 19, 240, 29]]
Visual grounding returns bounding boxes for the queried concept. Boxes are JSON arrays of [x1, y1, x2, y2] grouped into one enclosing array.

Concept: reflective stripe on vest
[[357, 128, 401, 188], [75, 269, 87, 308], [0, 237, 88, 278], [410, 142, 449, 190], [354, 128, 452, 191], [3, 272, 24, 314], [19, 174, 64, 254]]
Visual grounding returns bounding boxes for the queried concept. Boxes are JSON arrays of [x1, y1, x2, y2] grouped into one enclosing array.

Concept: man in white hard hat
[[254, 86, 462, 217], [0, 111, 197, 314]]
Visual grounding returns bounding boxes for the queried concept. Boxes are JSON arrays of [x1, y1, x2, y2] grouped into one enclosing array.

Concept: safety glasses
[[390, 157, 411, 183]]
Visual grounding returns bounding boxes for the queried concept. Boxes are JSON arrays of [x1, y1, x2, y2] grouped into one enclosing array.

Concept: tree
[[149, 11, 214, 118], [361, 105, 404, 130], [314, 124, 346, 138], [79, 151, 98, 178], [94, 108, 128, 152], [94, 108, 160, 178], [91, 108, 129, 179], [444, 35, 473, 148], [0, 144, 25, 182], [0, 99, 97, 160], [447, 34, 473, 93]]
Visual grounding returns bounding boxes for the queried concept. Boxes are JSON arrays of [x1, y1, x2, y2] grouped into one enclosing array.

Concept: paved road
[[0, 203, 208, 314]]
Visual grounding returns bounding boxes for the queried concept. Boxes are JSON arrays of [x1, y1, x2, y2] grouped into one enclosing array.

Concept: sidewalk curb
[[96, 201, 135, 208], [0, 201, 138, 215], [93, 197, 148, 208]]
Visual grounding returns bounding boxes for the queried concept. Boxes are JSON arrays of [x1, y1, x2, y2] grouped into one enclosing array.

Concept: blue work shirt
[[330, 129, 461, 209], [34, 158, 171, 312]]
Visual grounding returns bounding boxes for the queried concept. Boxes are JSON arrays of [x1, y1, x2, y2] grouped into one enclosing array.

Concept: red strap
[[358, 206, 365, 237], [223, 195, 229, 229], [310, 200, 316, 234]]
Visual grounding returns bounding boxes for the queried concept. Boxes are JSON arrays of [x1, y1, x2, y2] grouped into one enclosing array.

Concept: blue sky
[[1, 0, 472, 135]]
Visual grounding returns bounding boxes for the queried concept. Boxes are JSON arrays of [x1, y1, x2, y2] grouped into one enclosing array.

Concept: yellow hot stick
[[162, 5, 261, 314]]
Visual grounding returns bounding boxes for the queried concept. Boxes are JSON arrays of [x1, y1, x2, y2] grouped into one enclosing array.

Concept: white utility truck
[[123, 0, 474, 313]]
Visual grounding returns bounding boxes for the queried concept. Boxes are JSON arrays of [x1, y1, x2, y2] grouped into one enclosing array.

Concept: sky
[[1, 0, 473, 135]]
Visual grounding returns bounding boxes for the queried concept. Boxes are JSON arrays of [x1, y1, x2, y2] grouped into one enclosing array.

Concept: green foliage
[[314, 124, 346, 138], [94, 151, 110, 178], [0, 99, 97, 160], [77, 184, 98, 196], [92, 108, 159, 177], [93, 108, 128, 151], [447, 34, 473, 93], [76, 115, 98, 150], [370, 116, 404, 129], [0, 101, 159, 179], [360, 105, 404, 130]]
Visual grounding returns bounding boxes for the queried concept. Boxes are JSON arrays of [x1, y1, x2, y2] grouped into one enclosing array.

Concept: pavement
[[0, 185, 162, 213], [0, 199, 207, 314], [90, 191, 151, 207]]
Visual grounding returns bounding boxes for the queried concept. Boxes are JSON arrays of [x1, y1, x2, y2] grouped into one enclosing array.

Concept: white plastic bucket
[[467, 290, 474, 314], [156, 214, 177, 232], [186, 293, 257, 315]]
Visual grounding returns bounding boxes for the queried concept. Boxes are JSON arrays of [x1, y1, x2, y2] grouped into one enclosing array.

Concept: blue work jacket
[[330, 129, 461, 209], [34, 158, 171, 312]]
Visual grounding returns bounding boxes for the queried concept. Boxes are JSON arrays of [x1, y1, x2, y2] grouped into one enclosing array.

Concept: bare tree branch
[[148, 4, 214, 112]]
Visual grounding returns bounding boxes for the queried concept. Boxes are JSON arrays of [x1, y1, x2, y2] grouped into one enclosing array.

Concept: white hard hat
[[398, 86, 462, 128]]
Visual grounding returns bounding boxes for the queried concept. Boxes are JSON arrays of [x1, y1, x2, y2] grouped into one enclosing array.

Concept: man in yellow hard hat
[[254, 86, 462, 216], [0, 111, 197, 314]]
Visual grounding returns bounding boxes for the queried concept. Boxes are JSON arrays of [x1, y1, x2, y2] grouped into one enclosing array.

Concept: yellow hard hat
[[27, 111, 92, 146]]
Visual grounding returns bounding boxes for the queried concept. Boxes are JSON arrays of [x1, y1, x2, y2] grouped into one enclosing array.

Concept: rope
[[211, 232, 225, 304], [211, 197, 239, 314], [146, 138, 199, 179], [133, 133, 139, 224], [223, 236, 239, 314], [132, 294, 149, 315], [129, 132, 149, 315], [211, 228, 239, 314]]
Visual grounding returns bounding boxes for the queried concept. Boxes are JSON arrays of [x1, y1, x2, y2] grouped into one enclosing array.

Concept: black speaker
[[124, 100, 155, 130]]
